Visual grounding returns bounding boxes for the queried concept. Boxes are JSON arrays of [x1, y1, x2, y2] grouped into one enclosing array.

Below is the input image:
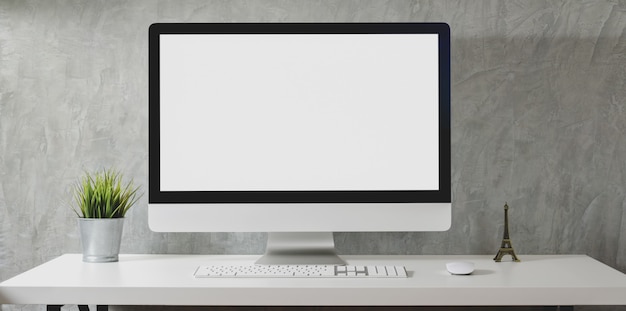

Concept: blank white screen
[[160, 34, 439, 191]]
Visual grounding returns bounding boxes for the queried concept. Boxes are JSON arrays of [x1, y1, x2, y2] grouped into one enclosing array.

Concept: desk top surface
[[1, 254, 626, 306]]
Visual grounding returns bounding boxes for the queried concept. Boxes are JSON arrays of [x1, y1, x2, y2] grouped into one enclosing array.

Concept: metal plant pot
[[78, 218, 125, 263]]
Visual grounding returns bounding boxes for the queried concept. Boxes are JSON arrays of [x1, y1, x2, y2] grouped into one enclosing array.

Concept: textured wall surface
[[1, 0, 625, 310]]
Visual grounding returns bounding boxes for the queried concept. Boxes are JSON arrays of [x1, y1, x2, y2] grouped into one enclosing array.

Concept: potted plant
[[73, 169, 141, 262]]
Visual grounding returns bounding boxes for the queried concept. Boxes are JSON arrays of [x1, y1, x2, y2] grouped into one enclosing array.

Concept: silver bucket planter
[[78, 218, 125, 263]]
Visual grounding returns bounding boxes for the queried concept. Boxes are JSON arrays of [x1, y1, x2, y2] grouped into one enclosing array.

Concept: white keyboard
[[194, 265, 408, 278]]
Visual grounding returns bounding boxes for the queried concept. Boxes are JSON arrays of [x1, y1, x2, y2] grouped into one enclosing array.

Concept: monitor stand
[[255, 232, 346, 265]]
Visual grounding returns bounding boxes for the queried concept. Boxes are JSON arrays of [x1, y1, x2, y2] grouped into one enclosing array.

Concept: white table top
[[1, 254, 626, 306]]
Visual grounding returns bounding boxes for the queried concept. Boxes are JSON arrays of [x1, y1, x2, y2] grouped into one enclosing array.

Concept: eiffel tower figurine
[[494, 202, 520, 262]]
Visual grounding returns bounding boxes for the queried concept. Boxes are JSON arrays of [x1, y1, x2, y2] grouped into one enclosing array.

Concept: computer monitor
[[148, 22, 451, 265]]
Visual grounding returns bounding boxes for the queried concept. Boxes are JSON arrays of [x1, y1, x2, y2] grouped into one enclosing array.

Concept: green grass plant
[[73, 169, 141, 218]]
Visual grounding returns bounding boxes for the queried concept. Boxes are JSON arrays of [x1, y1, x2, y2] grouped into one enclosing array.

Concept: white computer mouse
[[446, 262, 475, 275]]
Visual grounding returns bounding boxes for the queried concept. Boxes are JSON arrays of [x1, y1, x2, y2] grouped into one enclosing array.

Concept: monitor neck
[[255, 232, 346, 265]]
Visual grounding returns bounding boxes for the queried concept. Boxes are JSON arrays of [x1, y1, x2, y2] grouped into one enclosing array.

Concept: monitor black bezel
[[149, 22, 451, 204]]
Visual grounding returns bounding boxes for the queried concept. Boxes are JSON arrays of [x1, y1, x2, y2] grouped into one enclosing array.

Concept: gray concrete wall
[[1, 1, 625, 310]]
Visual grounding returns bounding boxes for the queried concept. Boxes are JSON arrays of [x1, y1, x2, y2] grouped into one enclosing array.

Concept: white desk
[[1, 254, 626, 308]]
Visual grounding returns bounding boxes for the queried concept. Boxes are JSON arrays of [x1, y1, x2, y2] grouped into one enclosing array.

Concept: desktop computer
[[148, 22, 451, 266]]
